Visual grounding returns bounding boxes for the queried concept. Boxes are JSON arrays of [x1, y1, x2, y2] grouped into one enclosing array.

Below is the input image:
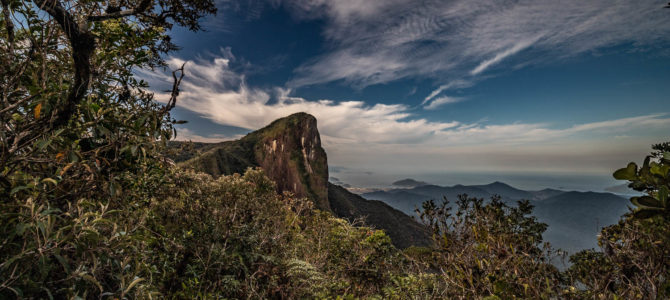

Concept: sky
[[142, 0, 670, 189]]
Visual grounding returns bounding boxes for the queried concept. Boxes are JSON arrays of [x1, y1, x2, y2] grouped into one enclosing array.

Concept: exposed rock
[[182, 112, 329, 211]]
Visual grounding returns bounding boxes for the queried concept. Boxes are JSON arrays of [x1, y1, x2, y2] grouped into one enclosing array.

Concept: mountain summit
[[179, 113, 431, 248]]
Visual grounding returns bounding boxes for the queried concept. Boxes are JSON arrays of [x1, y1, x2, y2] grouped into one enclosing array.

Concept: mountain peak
[[184, 112, 330, 211], [392, 178, 428, 187], [178, 113, 432, 248]]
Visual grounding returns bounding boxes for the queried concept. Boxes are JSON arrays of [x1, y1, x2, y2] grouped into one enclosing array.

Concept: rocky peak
[[247, 113, 329, 211], [178, 113, 432, 248]]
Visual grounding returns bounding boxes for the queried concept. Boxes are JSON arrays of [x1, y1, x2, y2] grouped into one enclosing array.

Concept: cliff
[[177, 112, 432, 248], [182, 113, 330, 211]]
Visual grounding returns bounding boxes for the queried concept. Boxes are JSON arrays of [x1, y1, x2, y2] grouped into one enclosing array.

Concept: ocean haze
[[330, 170, 621, 192]]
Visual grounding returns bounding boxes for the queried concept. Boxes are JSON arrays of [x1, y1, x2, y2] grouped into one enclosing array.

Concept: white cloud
[[470, 36, 541, 75], [142, 53, 670, 174], [422, 80, 472, 105], [279, 0, 670, 93], [423, 96, 463, 110], [141, 54, 459, 145], [174, 128, 243, 143]]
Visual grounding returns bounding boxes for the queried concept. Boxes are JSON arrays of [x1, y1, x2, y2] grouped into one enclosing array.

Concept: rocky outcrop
[[179, 112, 432, 248], [182, 113, 330, 211], [252, 113, 329, 211]]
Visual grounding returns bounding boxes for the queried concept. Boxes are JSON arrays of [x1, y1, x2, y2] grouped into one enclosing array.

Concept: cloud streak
[[279, 0, 670, 95]]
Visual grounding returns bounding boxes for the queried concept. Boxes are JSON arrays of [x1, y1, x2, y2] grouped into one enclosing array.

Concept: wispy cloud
[[423, 96, 463, 110], [422, 80, 472, 105], [279, 0, 670, 97], [470, 36, 541, 75]]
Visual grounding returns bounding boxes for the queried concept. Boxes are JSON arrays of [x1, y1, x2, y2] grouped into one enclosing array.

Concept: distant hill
[[362, 182, 631, 253], [392, 178, 428, 187], [604, 184, 642, 196], [473, 181, 534, 200], [172, 113, 431, 248], [533, 191, 630, 252]]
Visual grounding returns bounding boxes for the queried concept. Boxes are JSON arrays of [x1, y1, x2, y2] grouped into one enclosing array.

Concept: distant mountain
[[604, 184, 641, 196], [173, 113, 431, 248], [472, 181, 534, 200], [392, 178, 428, 187], [362, 182, 631, 253], [530, 188, 566, 200], [362, 184, 493, 217], [533, 191, 630, 252]]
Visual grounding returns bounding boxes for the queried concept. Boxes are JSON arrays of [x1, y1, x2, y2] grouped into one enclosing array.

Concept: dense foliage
[[411, 196, 564, 298], [2, 0, 669, 298]]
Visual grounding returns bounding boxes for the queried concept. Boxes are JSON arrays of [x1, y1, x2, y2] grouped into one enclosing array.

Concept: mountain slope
[[328, 183, 432, 248], [178, 113, 431, 248]]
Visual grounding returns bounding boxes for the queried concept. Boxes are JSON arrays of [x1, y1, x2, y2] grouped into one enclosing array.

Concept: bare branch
[[162, 62, 186, 115], [0, 93, 41, 115], [87, 0, 152, 21]]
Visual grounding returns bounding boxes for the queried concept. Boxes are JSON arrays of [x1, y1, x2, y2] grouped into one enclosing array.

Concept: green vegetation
[[567, 143, 670, 299], [1, 0, 669, 298]]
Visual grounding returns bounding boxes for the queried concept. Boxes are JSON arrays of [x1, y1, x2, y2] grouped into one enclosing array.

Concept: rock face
[[183, 112, 330, 211], [179, 112, 432, 248]]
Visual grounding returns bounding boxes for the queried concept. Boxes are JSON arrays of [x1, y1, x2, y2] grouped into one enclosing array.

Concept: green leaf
[[36, 139, 52, 150], [10, 185, 29, 195], [633, 209, 660, 219], [613, 162, 637, 180], [41, 178, 58, 186], [54, 253, 71, 274], [658, 186, 668, 208], [123, 277, 144, 295], [68, 151, 79, 163], [631, 196, 663, 209], [81, 274, 103, 292]]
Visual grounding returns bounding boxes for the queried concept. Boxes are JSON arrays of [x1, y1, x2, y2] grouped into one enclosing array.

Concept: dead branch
[[162, 62, 186, 115]]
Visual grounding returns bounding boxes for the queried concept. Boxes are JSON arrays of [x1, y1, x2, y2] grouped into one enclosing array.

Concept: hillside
[[176, 113, 431, 248]]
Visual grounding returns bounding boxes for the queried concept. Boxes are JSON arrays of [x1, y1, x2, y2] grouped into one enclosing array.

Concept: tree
[[412, 195, 565, 299], [0, 0, 214, 297]]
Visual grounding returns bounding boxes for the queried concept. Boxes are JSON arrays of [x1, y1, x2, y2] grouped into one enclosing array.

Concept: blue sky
[[143, 0, 670, 188]]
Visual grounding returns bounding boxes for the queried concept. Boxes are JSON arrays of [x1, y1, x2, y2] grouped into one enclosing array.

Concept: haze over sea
[[332, 170, 622, 193]]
